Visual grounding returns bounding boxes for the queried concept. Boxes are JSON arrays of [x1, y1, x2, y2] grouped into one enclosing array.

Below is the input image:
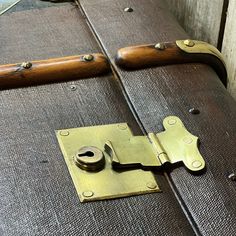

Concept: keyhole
[[78, 151, 94, 157]]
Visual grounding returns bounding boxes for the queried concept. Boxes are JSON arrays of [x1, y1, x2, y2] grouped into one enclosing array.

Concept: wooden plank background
[[222, 0, 236, 98], [166, 0, 236, 100]]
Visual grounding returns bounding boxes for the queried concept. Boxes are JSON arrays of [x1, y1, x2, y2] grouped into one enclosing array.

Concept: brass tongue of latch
[[56, 116, 205, 202]]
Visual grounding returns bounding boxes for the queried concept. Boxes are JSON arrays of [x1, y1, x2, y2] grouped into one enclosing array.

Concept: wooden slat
[[165, 0, 224, 47], [222, 0, 236, 99]]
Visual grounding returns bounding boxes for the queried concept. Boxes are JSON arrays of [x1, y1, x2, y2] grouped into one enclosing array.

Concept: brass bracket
[[176, 40, 225, 66], [176, 39, 227, 86], [56, 116, 205, 202]]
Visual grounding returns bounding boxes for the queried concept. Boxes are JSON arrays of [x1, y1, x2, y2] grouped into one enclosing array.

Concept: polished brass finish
[[83, 54, 94, 61], [183, 39, 195, 47], [176, 39, 226, 66], [56, 116, 205, 202], [155, 43, 165, 50], [21, 61, 32, 69], [107, 116, 205, 171], [56, 124, 160, 202]]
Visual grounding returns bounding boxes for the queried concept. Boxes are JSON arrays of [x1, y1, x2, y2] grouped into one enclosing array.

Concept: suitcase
[[0, 1, 236, 235]]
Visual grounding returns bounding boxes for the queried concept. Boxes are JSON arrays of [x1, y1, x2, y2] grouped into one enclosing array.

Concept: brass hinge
[[56, 116, 205, 202]]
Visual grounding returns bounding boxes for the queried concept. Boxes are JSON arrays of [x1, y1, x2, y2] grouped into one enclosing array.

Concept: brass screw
[[59, 130, 70, 136], [82, 191, 94, 198], [83, 54, 94, 61], [192, 160, 202, 168], [21, 61, 32, 69], [183, 137, 193, 144], [168, 119, 177, 125], [146, 182, 157, 189], [118, 124, 127, 130], [155, 43, 165, 50], [184, 39, 195, 47]]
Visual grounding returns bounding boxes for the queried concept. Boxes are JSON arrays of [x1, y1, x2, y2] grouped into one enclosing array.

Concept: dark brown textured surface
[[0, 3, 195, 236], [79, 0, 236, 235]]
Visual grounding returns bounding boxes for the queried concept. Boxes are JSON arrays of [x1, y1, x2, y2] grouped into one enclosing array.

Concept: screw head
[[70, 85, 77, 91], [192, 160, 202, 168], [21, 61, 32, 69], [124, 7, 133, 12], [146, 182, 157, 189], [184, 39, 195, 47], [83, 54, 94, 61], [183, 137, 193, 144], [155, 43, 165, 50], [189, 108, 200, 114], [118, 124, 127, 130], [228, 173, 236, 181], [82, 191, 94, 198], [168, 119, 177, 125], [59, 130, 70, 136]]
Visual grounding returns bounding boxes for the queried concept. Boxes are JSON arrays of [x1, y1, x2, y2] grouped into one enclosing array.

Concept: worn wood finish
[[79, 0, 236, 234], [116, 42, 227, 86], [165, 0, 224, 47], [222, 0, 236, 99], [0, 53, 109, 89]]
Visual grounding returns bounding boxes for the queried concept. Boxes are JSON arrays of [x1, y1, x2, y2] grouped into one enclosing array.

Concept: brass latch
[[56, 116, 205, 202]]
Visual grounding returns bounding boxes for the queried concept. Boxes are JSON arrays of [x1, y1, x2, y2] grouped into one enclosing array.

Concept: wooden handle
[[0, 53, 110, 89], [115, 42, 227, 87]]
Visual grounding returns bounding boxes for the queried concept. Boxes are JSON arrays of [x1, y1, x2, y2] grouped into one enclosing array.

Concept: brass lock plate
[[56, 124, 160, 202]]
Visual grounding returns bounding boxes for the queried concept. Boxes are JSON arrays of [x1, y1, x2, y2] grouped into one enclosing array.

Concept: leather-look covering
[[0, 1, 235, 235]]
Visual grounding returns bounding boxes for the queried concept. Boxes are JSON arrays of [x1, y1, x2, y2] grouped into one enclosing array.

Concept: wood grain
[[165, 0, 224, 47], [0, 53, 110, 89], [222, 0, 236, 99]]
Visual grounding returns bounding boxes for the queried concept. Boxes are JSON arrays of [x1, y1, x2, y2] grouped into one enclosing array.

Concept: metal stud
[[155, 43, 165, 50], [184, 39, 195, 47], [70, 85, 77, 91], [21, 61, 32, 69], [189, 108, 200, 114], [83, 54, 94, 62], [124, 7, 133, 12], [228, 173, 236, 181], [82, 191, 94, 198]]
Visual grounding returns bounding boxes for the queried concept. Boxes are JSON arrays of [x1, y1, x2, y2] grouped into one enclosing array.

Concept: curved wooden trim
[[0, 53, 110, 89], [115, 41, 227, 87]]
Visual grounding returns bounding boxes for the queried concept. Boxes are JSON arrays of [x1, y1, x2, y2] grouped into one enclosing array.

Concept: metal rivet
[[192, 160, 202, 168], [155, 43, 165, 50], [168, 119, 177, 125], [124, 7, 133, 12], [184, 39, 195, 47], [70, 85, 77, 91], [183, 137, 193, 144], [118, 124, 127, 130], [82, 191, 94, 198], [21, 61, 32, 69], [189, 108, 200, 115], [146, 182, 157, 189], [228, 173, 236, 181], [60, 130, 70, 136], [83, 54, 94, 61]]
